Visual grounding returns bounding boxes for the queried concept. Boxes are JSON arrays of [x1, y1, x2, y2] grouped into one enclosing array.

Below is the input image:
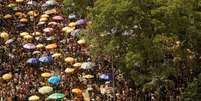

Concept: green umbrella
[[48, 93, 65, 100]]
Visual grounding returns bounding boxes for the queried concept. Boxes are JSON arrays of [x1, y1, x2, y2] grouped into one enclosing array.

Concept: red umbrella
[[52, 16, 64, 21]]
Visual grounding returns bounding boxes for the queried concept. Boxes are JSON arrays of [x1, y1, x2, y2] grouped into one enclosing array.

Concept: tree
[[82, 0, 201, 98]]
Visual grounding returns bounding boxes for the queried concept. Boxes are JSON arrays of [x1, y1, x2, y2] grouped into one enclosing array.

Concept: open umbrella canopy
[[36, 44, 45, 49], [73, 62, 82, 68], [28, 95, 40, 101], [65, 68, 75, 73], [32, 51, 41, 55], [41, 72, 51, 78], [48, 21, 58, 25], [83, 74, 94, 79], [77, 39, 86, 45], [39, 56, 53, 63], [0, 32, 9, 40], [45, 43, 57, 49], [81, 62, 95, 70], [26, 58, 39, 64], [72, 88, 82, 94], [27, 1, 38, 6], [2, 73, 12, 80], [48, 75, 61, 84], [52, 15, 64, 21], [48, 93, 65, 100], [5, 39, 14, 44], [44, 8, 58, 15], [100, 73, 112, 81], [68, 14, 76, 19], [76, 19, 86, 25], [38, 86, 53, 94], [46, 36, 55, 41], [71, 29, 80, 37], [43, 27, 53, 33], [45, 0, 58, 6], [64, 57, 75, 64], [23, 43, 36, 49]]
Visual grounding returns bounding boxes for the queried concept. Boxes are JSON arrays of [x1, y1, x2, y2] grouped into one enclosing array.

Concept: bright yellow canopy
[[0, 32, 9, 40], [2, 73, 12, 80], [20, 32, 29, 36], [65, 68, 75, 73], [73, 63, 82, 68], [52, 53, 62, 58], [28, 95, 40, 101], [36, 44, 45, 49], [41, 72, 51, 78], [23, 35, 33, 39], [65, 57, 75, 64]]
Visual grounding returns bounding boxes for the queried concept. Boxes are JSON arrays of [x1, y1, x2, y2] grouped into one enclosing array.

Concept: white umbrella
[[81, 62, 95, 70]]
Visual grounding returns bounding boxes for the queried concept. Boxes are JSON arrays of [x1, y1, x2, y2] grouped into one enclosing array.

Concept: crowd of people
[[0, 0, 136, 101]]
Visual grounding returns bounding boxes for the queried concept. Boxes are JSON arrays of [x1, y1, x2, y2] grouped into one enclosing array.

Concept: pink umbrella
[[48, 21, 58, 25], [43, 28, 54, 33], [52, 16, 64, 21], [23, 43, 36, 49]]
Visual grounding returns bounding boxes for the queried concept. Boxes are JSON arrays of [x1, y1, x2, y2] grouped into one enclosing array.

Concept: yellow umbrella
[[23, 35, 33, 39], [15, 12, 23, 16], [2, 73, 12, 80], [37, 21, 46, 25], [62, 26, 75, 33], [16, 0, 24, 3], [27, 11, 39, 17], [77, 39, 86, 45], [28, 95, 40, 101], [83, 74, 94, 79], [73, 63, 82, 68], [32, 32, 42, 36], [20, 18, 28, 23], [44, 8, 57, 15], [38, 86, 53, 94], [68, 22, 76, 27], [0, 32, 9, 40], [45, 43, 57, 50], [4, 14, 12, 19], [65, 57, 75, 64], [20, 32, 29, 36], [52, 53, 62, 58], [41, 14, 49, 18], [41, 72, 51, 78], [39, 17, 48, 22], [72, 88, 82, 94], [36, 44, 45, 49], [65, 68, 75, 73]]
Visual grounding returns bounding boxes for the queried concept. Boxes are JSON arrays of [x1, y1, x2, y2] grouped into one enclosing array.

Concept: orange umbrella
[[20, 18, 28, 23], [72, 88, 82, 94], [41, 14, 49, 18], [15, 12, 23, 16], [45, 43, 57, 49]]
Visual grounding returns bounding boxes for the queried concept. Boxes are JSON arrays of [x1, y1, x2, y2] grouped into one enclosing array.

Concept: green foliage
[[78, 0, 201, 99]]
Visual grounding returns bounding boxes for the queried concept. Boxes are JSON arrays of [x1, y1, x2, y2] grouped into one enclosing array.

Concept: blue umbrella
[[39, 55, 53, 63], [48, 75, 61, 84], [68, 14, 76, 19], [100, 73, 112, 81], [26, 58, 39, 64]]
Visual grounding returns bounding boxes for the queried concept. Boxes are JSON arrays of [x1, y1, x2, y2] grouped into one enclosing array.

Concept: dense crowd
[[0, 0, 136, 101]]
